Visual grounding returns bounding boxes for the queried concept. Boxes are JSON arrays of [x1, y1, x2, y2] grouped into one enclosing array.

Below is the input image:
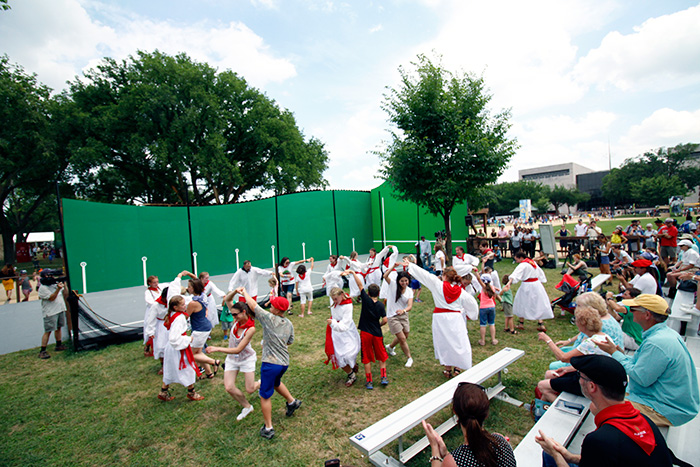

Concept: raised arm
[[207, 327, 256, 355]]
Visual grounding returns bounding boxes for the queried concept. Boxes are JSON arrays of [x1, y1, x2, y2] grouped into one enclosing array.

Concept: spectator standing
[[1, 263, 17, 303], [625, 219, 643, 255], [37, 271, 68, 359], [416, 236, 432, 271], [573, 219, 588, 253], [656, 218, 678, 266], [643, 223, 658, 249]]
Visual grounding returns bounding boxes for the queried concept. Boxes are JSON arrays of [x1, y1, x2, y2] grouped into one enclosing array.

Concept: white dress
[[379, 246, 399, 300], [162, 313, 197, 387], [329, 300, 361, 368], [408, 264, 477, 370], [147, 276, 185, 359], [365, 246, 391, 287], [342, 258, 367, 298], [323, 267, 344, 305], [203, 280, 225, 327], [227, 266, 273, 300], [143, 285, 162, 344], [510, 261, 553, 320]]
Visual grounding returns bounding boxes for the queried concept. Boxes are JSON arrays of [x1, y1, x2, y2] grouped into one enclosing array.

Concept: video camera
[[434, 230, 447, 240], [40, 268, 68, 286]]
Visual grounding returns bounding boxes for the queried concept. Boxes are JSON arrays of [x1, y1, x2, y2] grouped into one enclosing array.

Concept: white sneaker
[[405, 357, 413, 368], [386, 345, 397, 356], [237, 405, 254, 421]]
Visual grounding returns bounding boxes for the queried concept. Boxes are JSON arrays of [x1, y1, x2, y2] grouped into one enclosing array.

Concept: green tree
[[602, 144, 699, 206], [1, 0, 10, 11], [548, 185, 590, 215], [68, 50, 328, 205], [380, 54, 517, 261], [0, 56, 70, 262], [487, 181, 549, 216]]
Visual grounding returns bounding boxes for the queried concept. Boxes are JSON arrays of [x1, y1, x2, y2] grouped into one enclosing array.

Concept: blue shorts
[[282, 284, 295, 295], [410, 279, 421, 290], [600, 255, 610, 265], [479, 307, 496, 326], [260, 362, 288, 399]]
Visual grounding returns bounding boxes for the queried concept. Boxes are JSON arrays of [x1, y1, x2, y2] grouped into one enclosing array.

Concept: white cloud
[[369, 24, 383, 33], [619, 108, 700, 153], [0, 0, 296, 91], [574, 5, 700, 92], [519, 111, 618, 143], [250, 0, 278, 9]]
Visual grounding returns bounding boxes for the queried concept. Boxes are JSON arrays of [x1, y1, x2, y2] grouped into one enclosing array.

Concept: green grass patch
[[0, 261, 619, 466]]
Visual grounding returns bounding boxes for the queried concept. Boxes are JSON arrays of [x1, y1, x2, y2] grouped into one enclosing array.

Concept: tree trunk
[[0, 216, 16, 263]]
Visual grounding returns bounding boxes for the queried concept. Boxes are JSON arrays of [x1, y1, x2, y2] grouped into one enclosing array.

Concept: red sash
[[434, 307, 460, 313], [324, 324, 339, 369], [179, 343, 201, 377], [524, 278, 538, 282], [443, 282, 462, 304], [595, 402, 657, 456]]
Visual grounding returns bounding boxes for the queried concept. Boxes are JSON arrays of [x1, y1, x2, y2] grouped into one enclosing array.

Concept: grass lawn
[[0, 258, 620, 466]]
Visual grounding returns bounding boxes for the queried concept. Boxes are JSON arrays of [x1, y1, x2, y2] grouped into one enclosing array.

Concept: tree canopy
[[0, 56, 71, 261], [68, 50, 329, 205], [380, 54, 517, 260], [601, 144, 699, 206]]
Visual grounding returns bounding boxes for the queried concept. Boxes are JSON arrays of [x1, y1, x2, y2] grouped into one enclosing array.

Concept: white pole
[[80, 262, 87, 295], [141, 256, 148, 286], [271, 245, 276, 269], [381, 197, 387, 248], [192, 252, 198, 276], [352, 237, 355, 252], [329, 239, 332, 256], [235, 249, 240, 270]]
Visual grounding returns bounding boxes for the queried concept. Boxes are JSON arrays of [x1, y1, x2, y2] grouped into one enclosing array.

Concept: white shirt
[[629, 272, 657, 295], [434, 250, 446, 271], [680, 248, 700, 267], [574, 223, 588, 237]]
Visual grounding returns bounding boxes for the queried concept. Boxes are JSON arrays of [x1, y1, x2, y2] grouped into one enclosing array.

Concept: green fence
[[370, 180, 471, 254], [62, 190, 373, 293], [62, 184, 471, 293]]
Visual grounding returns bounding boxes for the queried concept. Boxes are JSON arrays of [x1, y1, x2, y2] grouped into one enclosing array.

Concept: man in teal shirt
[[596, 294, 699, 427]]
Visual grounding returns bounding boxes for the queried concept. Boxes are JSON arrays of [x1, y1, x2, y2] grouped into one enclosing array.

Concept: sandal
[[443, 369, 453, 378], [478, 340, 486, 346], [509, 329, 519, 335], [452, 368, 461, 376], [516, 322, 525, 330], [491, 339, 499, 345], [212, 360, 221, 377], [537, 323, 547, 332]]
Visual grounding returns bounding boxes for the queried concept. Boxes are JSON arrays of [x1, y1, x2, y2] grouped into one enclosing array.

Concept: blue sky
[[2, 0, 699, 191]]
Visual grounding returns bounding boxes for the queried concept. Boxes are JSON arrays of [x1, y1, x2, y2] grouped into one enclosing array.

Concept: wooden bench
[[349, 347, 525, 466], [514, 392, 591, 465], [589, 273, 610, 291]]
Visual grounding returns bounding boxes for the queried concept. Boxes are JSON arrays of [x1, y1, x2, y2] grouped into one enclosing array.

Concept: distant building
[[576, 170, 610, 211], [519, 162, 594, 189]]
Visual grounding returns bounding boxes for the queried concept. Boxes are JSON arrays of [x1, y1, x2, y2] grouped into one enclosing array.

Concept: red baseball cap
[[631, 259, 652, 268], [270, 296, 290, 312]]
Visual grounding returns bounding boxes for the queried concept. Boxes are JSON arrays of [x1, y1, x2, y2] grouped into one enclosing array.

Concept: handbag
[[677, 279, 697, 293]]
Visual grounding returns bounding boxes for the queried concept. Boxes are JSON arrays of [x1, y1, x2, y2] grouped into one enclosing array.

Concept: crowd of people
[[27, 216, 700, 464]]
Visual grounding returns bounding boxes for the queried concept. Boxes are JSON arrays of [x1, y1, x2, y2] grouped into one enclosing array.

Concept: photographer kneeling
[[37, 269, 69, 359]]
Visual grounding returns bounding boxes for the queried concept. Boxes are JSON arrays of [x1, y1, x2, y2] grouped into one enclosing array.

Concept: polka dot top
[[450, 434, 516, 467]]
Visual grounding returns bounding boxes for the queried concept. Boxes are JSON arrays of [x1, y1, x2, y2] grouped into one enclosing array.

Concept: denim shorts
[[479, 307, 496, 326], [282, 284, 295, 295]]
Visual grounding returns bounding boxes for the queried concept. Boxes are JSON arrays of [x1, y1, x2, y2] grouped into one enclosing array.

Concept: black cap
[[570, 355, 627, 394]]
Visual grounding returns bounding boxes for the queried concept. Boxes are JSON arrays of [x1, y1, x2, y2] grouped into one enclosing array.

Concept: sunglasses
[[231, 312, 239, 317], [577, 371, 592, 383]]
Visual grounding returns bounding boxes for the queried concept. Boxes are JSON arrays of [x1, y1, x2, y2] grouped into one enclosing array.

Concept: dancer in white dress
[[157, 295, 204, 402], [143, 275, 162, 356], [323, 255, 344, 306], [405, 260, 478, 377], [502, 250, 553, 332], [200, 271, 225, 328], [325, 287, 361, 386], [339, 252, 367, 300], [227, 261, 273, 301]]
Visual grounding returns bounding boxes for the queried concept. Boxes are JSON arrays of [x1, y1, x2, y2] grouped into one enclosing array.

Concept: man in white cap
[[656, 218, 678, 266], [665, 239, 700, 289], [595, 294, 699, 427]]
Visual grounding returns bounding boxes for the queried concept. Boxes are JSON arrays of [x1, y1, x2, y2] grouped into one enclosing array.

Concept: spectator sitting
[[665, 239, 700, 289], [562, 253, 587, 278], [610, 244, 632, 271], [537, 306, 614, 402], [537, 355, 674, 466], [605, 288, 643, 351], [422, 382, 516, 467], [618, 258, 661, 296], [595, 294, 700, 427]]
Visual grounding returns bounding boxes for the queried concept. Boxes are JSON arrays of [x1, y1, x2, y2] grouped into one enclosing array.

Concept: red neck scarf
[[330, 261, 337, 267], [443, 282, 462, 304], [368, 254, 375, 261], [298, 273, 306, 280], [148, 286, 159, 292], [202, 280, 209, 287], [383, 257, 391, 267], [155, 295, 167, 306], [595, 401, 657, 455], [163, 311, 186, 331], [333, 297, 353, 307], [233, 317, 255, 338], [521, 258, 538, 269], [456, 254, 465, 261]]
